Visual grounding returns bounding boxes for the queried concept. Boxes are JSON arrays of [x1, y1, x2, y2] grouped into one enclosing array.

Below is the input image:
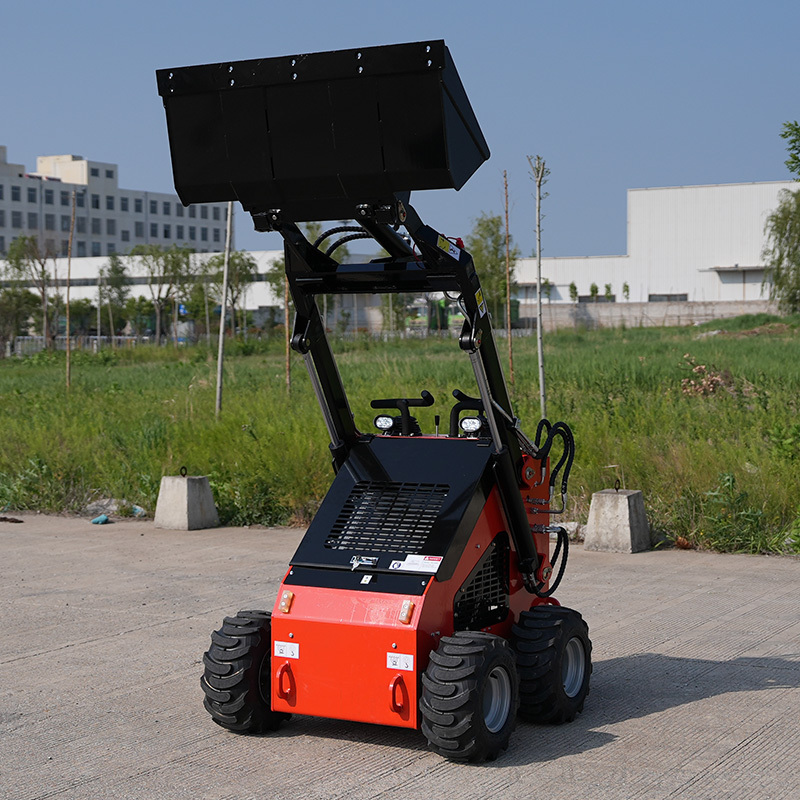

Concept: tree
[[604, 283, 613, 302], [124, 296, 155, 336], [622, 281, 630, 301], [569, 282, 578, 303], [780, 121, 800, 179], [98, 253, 131, 336], [465, 212, 520, 324], [589, 283, 599, 302], [67, 298, 95, 335], [208, 250, 257, 335], [540, 278, 553, 302], [129, 244, 193, 344], [4, 236, 59, 348], [762, 188, 800, 313], [0, 288, 38, 355]]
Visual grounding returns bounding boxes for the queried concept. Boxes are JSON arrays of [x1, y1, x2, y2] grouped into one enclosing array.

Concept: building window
[[106, 196, 115, 211], [189, 206, 196, 218], [107, 243, 116, 254], [201, 227, 208, 241], [91, 194, 100, 209], [12, 211, 23, 228], [150, 222, 158, 237], [91, 218, 101, 235], [121, 230, 130, 242], [135, 221, 144, 238], [0, 210, 5, 227], [61, 190, 70, 206], [12, 186, 21, 201], [135, 198, 143, 213], [92, 242, 101, 256], [648, 293, 688, 303], [189, 226, 196, 241], [61, 215, 71, 232], [27, 187, 37, 203], [200, 206, 208, 219], [163, 201, 171, 215], [212, 206, 220, 221], [105, 169, 114, 180], [120, 197, 129, 212], [176, 205, 184, 217], [76, 192, 85, 208], [45, 214, 55, 231], [44, 188, 54, 205], [150, 200, 158, 214], [0, 185, 4, 200], [176, 224, 184, 239], [77, 241, 86, 257], [106, 219, 116, 236], [213, 228, 220, 243], [0, 236, 4, 254], [61, 240, 70, 257], [90, 167, 100, 177], [77, 217, 87, 233], [27, 212, 38, 229], [163, 224, 171, 239]]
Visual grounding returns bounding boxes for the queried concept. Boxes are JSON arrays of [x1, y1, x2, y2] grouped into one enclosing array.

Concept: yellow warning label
[[475, 288, 487, 317]]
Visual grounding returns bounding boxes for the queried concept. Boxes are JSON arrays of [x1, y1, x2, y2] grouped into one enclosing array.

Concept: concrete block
[[154, 476, 219, 530], [583, 489, 650, 553]]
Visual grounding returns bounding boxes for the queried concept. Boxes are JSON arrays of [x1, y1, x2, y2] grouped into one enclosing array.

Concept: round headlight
[[374, 415, 395, 431], [459, 416, 482, 434]]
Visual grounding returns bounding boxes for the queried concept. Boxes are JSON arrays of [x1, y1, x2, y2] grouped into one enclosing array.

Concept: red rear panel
[[271, 586, 422, 728]]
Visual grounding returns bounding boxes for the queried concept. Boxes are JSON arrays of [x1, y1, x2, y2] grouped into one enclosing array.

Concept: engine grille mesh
[[324, 481, 449, 553], [453, 536, 509, 629]]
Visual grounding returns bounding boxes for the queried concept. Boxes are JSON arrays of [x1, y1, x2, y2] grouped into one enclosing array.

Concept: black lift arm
[[156, 39, 541, 586]]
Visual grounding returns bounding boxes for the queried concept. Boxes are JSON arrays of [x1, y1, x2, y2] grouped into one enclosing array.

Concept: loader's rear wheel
[[420, 631, 518, 762], [511, 606, 592, 724], [201, 610, 289, 734]]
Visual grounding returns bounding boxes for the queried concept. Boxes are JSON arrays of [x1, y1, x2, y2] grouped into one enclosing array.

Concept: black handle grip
[[449, 388, 484, 437], [371, 390, 434, 410]]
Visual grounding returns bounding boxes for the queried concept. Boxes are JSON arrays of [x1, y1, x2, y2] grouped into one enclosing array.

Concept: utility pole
[[65, 190, 78, 390], [215, 201, 233, 418], [527, 155, 550, 419], [284, 273, 291, 391], [503, 170, 514, 385]]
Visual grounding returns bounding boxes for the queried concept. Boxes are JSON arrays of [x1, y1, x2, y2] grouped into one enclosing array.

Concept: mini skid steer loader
[[157, 40, 591, 762]]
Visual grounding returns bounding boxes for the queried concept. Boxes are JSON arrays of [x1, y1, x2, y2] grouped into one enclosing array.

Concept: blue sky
[[3, 0, 796, 257]]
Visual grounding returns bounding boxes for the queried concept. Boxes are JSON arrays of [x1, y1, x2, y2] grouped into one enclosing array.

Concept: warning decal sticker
[[475, 288, 487, 317]]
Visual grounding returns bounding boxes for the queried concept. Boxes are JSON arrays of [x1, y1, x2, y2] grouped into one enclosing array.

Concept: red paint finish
[[271, 452, 561, 730]]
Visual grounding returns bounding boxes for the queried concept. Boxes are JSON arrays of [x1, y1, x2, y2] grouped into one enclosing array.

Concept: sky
[[3, 0, 797, 258]]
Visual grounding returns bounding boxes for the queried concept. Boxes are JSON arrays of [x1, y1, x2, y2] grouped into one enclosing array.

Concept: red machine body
[[270, 453, 553, 729]]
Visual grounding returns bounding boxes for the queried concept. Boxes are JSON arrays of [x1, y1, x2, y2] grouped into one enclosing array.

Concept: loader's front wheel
[[420, 631, 518, 762], [201, 610, 289, 733], [511, 606, 592, 724]]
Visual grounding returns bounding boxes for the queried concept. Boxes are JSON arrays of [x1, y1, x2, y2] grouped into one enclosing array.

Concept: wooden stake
[[504, 170, 514, 385]]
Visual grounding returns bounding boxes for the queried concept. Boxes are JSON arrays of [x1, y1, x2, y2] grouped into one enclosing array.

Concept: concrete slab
[[584, 489, 651, 553], [154, 475, 219, 530], [1, 513, 799, 800]]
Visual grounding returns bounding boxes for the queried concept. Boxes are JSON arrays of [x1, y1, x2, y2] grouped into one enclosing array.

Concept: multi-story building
[[0, 145, 230, 258]]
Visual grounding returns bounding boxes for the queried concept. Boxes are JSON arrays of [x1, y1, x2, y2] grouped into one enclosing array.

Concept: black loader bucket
[[156, 40, 490, 225]]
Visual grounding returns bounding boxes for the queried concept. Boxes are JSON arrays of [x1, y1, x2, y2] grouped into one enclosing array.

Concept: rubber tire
[[201, 609, 289, 733], [420, 631, 519, 762], [511, 605, 592, 724]]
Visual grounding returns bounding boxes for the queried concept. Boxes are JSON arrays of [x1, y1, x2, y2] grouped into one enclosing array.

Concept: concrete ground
[[1, 513, 798, 800]]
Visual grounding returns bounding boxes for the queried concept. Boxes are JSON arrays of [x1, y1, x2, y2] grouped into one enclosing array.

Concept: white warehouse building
[[10, 177, 796, 337], [515, 179, 795, 323]]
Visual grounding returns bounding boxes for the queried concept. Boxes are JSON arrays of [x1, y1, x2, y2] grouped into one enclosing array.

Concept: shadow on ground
[[248, 652, 800, 766]]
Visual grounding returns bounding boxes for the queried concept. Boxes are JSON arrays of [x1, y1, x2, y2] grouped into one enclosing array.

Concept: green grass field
[[1, 313, 799, 554]]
